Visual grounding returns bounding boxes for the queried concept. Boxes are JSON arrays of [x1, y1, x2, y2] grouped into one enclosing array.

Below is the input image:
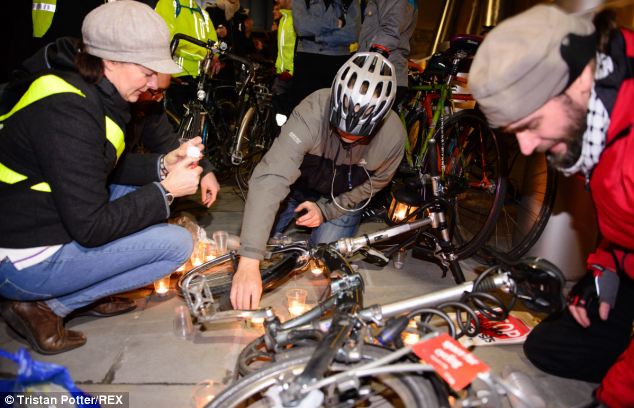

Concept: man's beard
[[546, 93, 587, 169]]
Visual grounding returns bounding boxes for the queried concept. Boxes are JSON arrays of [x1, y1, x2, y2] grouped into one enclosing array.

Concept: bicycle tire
[[483, 141, 557, 260], [207, 345, 439, 408], [180, 251, 298, 311], [435, 110, 506, 259], [234, 105, 278, 194]]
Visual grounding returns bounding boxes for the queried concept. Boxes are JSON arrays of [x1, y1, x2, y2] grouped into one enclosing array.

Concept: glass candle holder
[[286, 288, 308, 317]]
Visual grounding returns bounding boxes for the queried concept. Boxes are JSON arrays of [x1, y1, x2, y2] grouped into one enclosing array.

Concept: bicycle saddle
[[510, 257, 566, 314], [449, 35, 483, 57]]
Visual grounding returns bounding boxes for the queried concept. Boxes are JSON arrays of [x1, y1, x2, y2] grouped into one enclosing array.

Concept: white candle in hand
[[187, 145, 201, 159]]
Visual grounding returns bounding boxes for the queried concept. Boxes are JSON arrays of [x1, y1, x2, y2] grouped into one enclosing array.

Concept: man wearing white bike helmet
[[231, 52, 406, 310]]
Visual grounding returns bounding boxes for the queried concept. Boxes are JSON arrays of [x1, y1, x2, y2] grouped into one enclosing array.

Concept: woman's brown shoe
[[0, 301, 86, 354]]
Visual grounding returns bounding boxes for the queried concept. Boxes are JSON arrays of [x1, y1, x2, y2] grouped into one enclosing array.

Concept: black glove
[[568, 265, 619, 310]]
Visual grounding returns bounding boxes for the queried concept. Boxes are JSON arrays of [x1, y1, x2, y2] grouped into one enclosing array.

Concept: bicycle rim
[[207, 345, 439, 408], [180, 252, 298, 311], [438, 110, 506, 259], [484, 142, 557, 259]]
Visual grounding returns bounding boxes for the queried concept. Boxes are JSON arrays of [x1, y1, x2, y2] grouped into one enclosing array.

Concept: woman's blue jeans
[[0, 184, 193, 317], [272, 196, 361, 245]]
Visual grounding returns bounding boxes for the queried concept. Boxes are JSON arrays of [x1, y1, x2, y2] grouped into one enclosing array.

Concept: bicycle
[[178, 137, 468, 332], [394, 35, 557, 261], [167, 34, 279, 197], [390, 35, 507, 260], [197, 243, 564, 407]]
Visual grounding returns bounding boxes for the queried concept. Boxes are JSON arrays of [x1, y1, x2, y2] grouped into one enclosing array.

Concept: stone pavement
[[0, 184, 596, 407]]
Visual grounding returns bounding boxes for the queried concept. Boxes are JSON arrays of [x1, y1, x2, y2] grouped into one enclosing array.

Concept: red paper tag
[[478, 313, 531, 342], [412, 333, 490, 391]]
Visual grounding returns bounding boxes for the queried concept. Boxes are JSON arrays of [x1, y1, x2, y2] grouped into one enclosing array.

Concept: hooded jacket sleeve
[[237, 93, 323, 260]]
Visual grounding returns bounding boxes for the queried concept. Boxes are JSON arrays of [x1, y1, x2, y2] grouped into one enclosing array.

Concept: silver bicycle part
[[333, 217, 433, 255], [302, 272, 513, 334], [198, 307, 276, 324], [180, 253, 235, 320]]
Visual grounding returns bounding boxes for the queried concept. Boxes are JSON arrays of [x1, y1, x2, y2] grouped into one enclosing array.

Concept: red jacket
[[587, 27, 634, 408]]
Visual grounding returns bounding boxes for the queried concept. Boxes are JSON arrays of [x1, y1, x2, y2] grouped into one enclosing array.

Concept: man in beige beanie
[[469, 5, 634, 407]]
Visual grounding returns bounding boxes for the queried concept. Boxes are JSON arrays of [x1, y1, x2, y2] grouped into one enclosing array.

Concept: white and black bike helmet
[[329, 52, 396, 137]]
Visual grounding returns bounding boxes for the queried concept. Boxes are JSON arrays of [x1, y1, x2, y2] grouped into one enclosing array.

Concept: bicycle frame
[[207, 255, 564, 408]]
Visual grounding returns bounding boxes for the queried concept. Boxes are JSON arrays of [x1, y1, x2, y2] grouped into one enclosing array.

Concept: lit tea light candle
[[154, 275, 171, 296], [191, 256, 203, 267], [251, 317, 264, 325], [286, 288, 308, 318], [311, 266, 323, 275], [402, 331, 421, 346], [288, 302, 306, 317]]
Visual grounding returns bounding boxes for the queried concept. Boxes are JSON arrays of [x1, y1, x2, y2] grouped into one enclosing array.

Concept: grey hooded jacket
[[238, 89, 405, 260]]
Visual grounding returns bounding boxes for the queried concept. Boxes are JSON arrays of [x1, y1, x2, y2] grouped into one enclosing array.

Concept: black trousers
[[523, 272, 634, 383]]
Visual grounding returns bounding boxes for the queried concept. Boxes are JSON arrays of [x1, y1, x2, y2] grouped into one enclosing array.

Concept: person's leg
[[0, 223, 193, 317], [108, 183, 138, 199], [271, 197, 300, 237], [310, 211, 362, 245], [523, 273, 634, 383]]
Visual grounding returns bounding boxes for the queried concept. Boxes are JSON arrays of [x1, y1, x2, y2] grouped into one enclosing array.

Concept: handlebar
[[169, 33, 255, 95]]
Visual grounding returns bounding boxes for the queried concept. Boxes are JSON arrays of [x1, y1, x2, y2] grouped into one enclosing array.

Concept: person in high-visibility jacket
[[155, 0, 218, 78], [0, 1, 200, 355], [272, 0, 295, 116]]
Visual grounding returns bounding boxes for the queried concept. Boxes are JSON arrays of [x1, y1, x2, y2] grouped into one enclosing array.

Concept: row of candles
[[156, 250, 423, 347], [153, 231, 231, 296]]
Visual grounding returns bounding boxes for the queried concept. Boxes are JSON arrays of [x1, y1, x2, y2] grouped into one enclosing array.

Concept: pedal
[[197, 307, 275, 324], [358, 248, 389, 267]]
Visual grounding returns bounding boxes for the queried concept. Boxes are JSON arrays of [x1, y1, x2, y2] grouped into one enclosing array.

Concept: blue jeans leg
[[0, 224, 193, 317], [310, 211, 362, 245], [272, 198, 301, 236]]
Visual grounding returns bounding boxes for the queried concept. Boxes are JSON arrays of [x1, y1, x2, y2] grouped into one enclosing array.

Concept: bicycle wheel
[[436, 110, 507, 259], [179, 251, 298, 311], [483, 138, 557, 259], [234, 105, 278, 194], [207, 345, 439, 408]]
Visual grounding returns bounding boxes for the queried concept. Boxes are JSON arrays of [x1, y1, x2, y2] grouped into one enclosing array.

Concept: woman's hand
[[164, 136, 203, 172], [160, 156, 202, 197]]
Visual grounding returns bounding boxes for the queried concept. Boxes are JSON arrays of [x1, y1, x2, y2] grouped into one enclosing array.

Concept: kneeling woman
[[0, 2, 201, 354]]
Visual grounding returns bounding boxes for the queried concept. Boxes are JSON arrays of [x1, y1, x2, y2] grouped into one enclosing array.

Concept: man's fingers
[[599, 302, 611, 321], [230, 285, 238, 309], [568, 305, 591, 328]]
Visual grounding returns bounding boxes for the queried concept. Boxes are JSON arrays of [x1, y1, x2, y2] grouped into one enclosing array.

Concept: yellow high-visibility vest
[[155, 0, 217, 77], [32, 0, 57, 38], [0, 75, 124, 192]]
